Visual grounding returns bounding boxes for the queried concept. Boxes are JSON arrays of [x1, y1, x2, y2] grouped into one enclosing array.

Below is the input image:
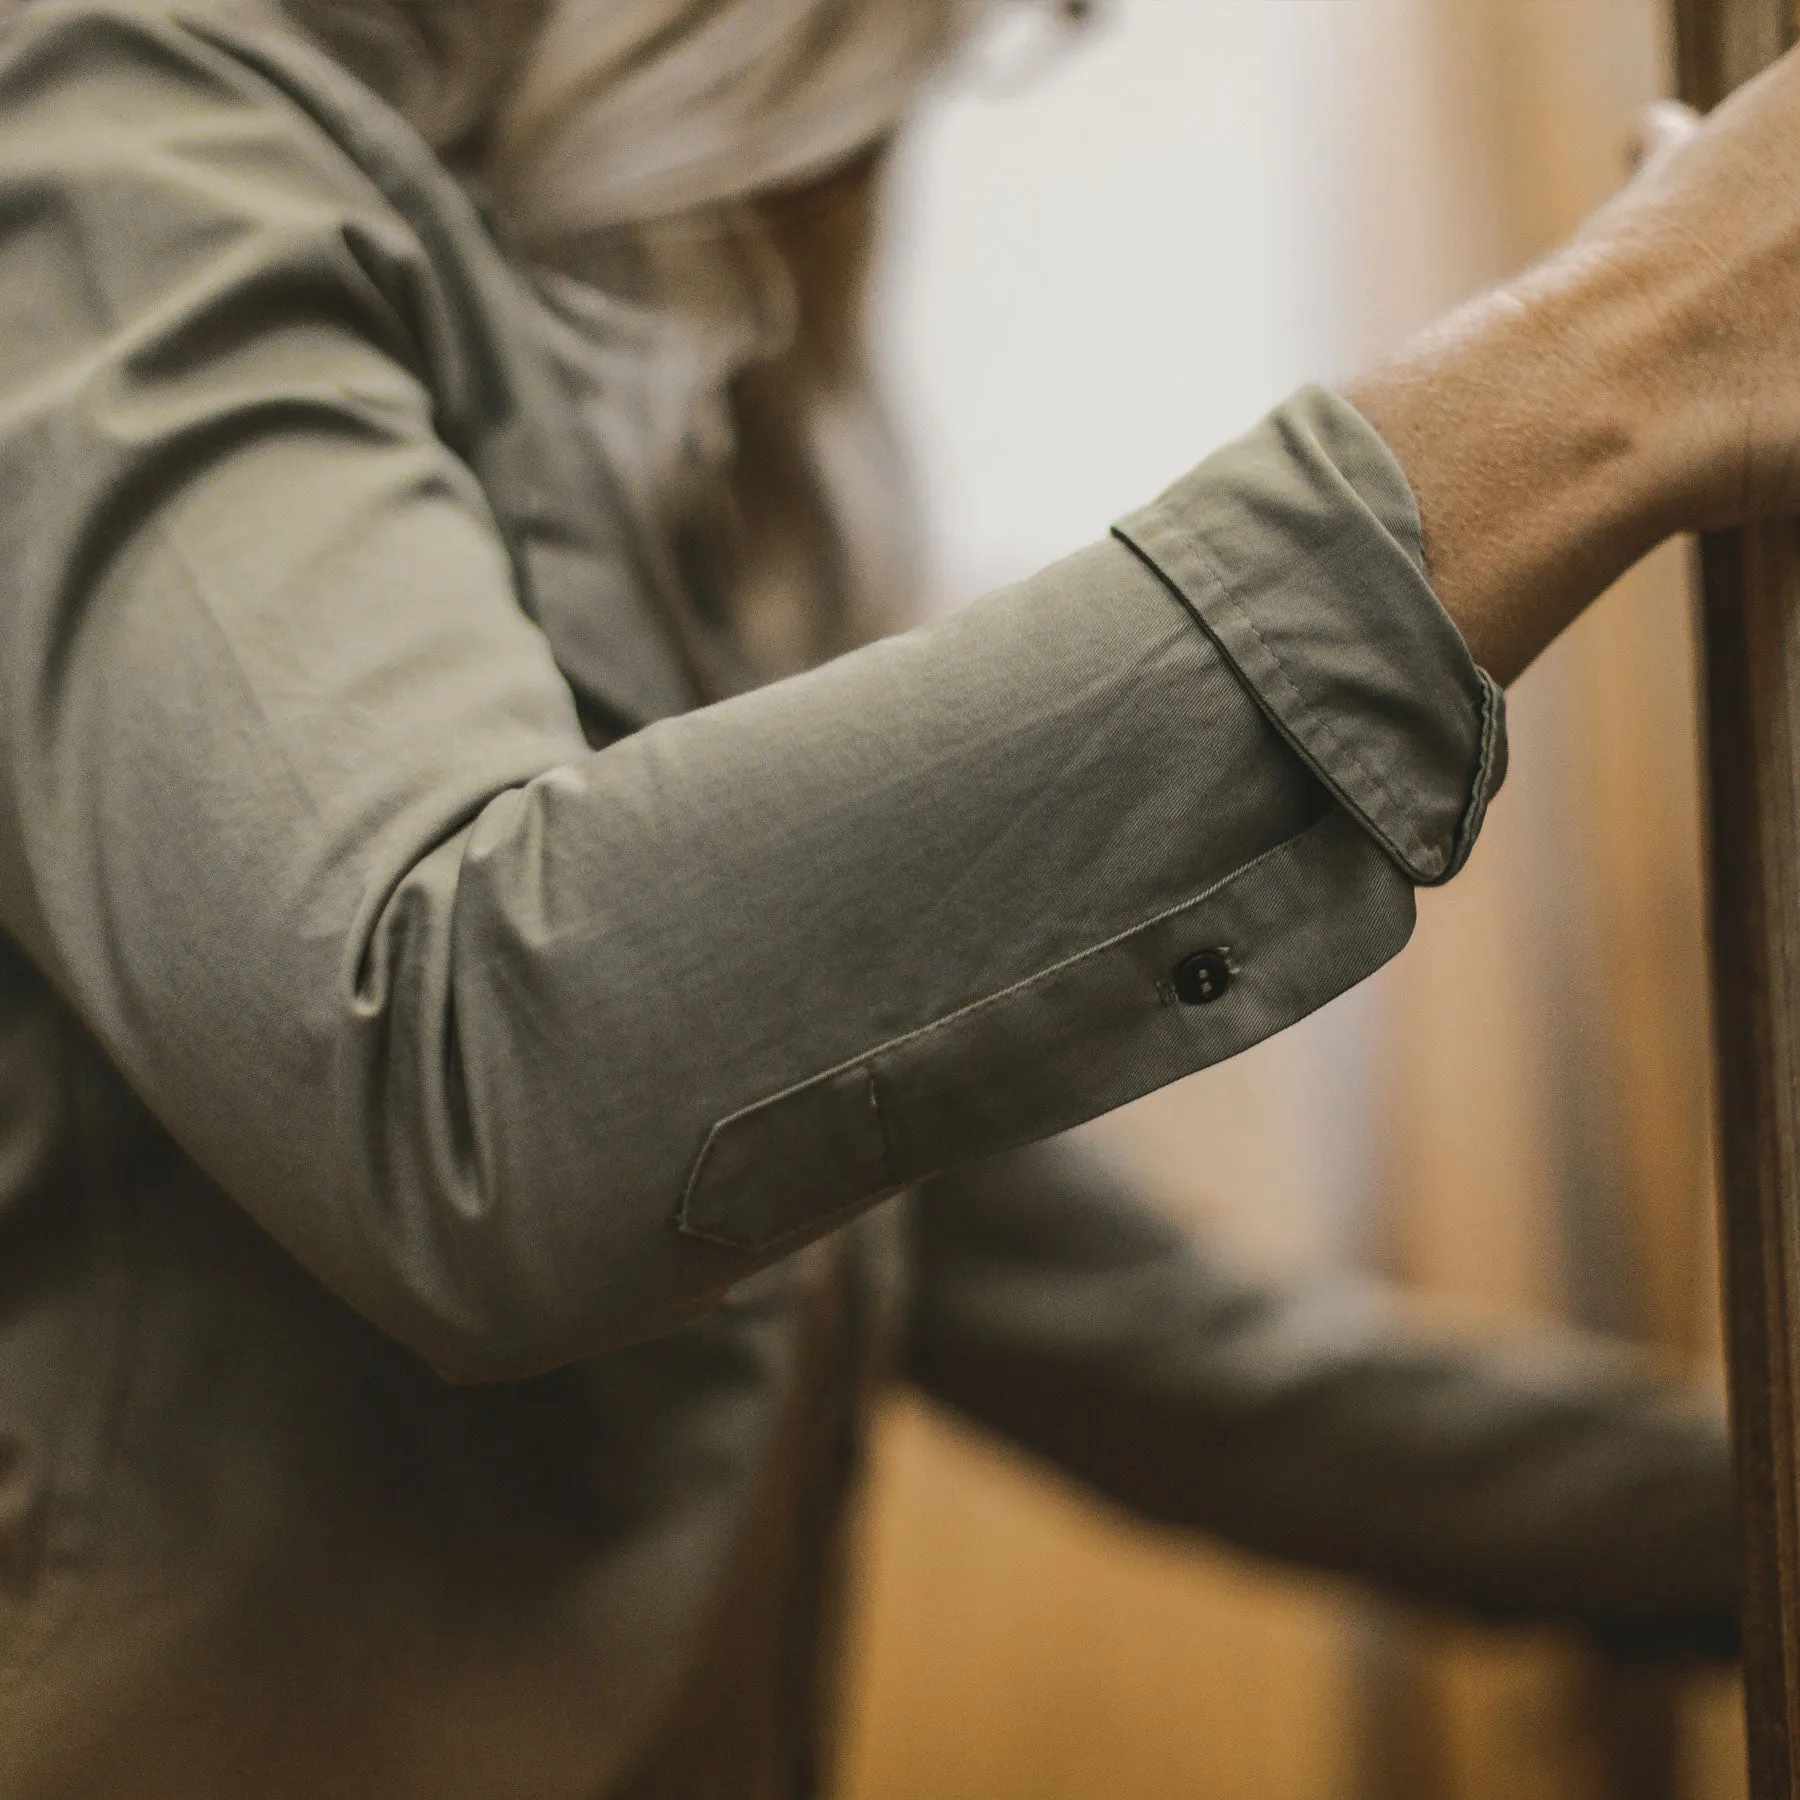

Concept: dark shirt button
[[1174, 949, 1233, 1006]]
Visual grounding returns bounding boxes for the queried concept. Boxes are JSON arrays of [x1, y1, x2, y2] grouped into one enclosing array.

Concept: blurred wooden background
[[838, 2, 1749, 1796]]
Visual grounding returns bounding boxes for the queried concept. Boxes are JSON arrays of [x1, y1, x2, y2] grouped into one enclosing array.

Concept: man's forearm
[[1345, 64, 1800, 683], [1344, 254, 1674, 685]]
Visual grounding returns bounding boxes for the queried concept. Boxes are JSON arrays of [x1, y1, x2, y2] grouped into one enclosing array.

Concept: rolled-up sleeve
[[0, 5, 1508, 1381], [1114, 386, 1506, 887], [677, 399, 1506, 1253]]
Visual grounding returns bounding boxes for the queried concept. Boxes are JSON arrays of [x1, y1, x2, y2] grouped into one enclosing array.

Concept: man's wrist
[[1343, 242, 1676, 685]]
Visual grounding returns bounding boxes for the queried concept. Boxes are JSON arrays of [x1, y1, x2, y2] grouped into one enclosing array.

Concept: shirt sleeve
[[1113, 386, 1507, 888], [0, 4, 1506, 1382], [906, 1141, 1737, 1654]]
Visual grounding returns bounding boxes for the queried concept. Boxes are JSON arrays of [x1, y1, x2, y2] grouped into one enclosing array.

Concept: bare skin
[[1344, 72, 1796, 685]]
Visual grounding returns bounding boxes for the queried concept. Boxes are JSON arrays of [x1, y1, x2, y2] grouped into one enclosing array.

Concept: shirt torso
[[0, 10, 900, 1796]]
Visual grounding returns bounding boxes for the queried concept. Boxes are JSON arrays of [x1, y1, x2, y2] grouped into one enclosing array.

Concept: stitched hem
[[1428, 669, 1506, 889]]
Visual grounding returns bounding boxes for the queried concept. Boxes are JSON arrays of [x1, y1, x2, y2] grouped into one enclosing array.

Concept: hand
[[1346, 52, 1800, 683]]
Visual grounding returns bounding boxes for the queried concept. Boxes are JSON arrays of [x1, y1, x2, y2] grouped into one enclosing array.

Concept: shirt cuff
[[1112, 384, 1507, 887]]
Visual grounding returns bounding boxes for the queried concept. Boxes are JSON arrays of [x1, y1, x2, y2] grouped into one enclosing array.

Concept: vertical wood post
[[1674, 4, 1800, 1793]]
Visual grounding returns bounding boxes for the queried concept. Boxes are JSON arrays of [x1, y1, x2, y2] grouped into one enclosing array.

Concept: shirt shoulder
[[0, 3, 380, 172], [0, 0, 502, 287], [0, 0, 696, 731]]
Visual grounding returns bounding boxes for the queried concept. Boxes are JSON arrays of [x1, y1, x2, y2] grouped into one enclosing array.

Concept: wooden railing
[[1674, 4, 1800, 1793]]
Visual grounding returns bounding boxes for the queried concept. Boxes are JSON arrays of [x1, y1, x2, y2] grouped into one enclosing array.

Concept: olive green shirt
[[0, 6, 1735, 1797]]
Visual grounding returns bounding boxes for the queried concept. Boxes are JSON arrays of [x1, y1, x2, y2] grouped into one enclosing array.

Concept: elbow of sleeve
[[293, 823, 723, 1383], [328, 1206, 710, 1389], [315, 1054, 727, 1384], [419, 1329, 595, 1392], [291, 1199, 588, 1386], [397, 1288, 592, 1390], [415, 1284, 733, 1389]]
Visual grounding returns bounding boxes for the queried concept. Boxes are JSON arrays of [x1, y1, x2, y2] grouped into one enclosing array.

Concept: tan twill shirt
[[0, 5, 1737, 1796]]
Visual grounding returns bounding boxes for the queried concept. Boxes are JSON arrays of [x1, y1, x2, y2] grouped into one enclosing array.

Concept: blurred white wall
[[877, 0, 1364, 609]]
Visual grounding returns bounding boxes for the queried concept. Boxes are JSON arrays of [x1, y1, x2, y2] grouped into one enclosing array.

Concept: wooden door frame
[[1674, 4, 1800, 1793]]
